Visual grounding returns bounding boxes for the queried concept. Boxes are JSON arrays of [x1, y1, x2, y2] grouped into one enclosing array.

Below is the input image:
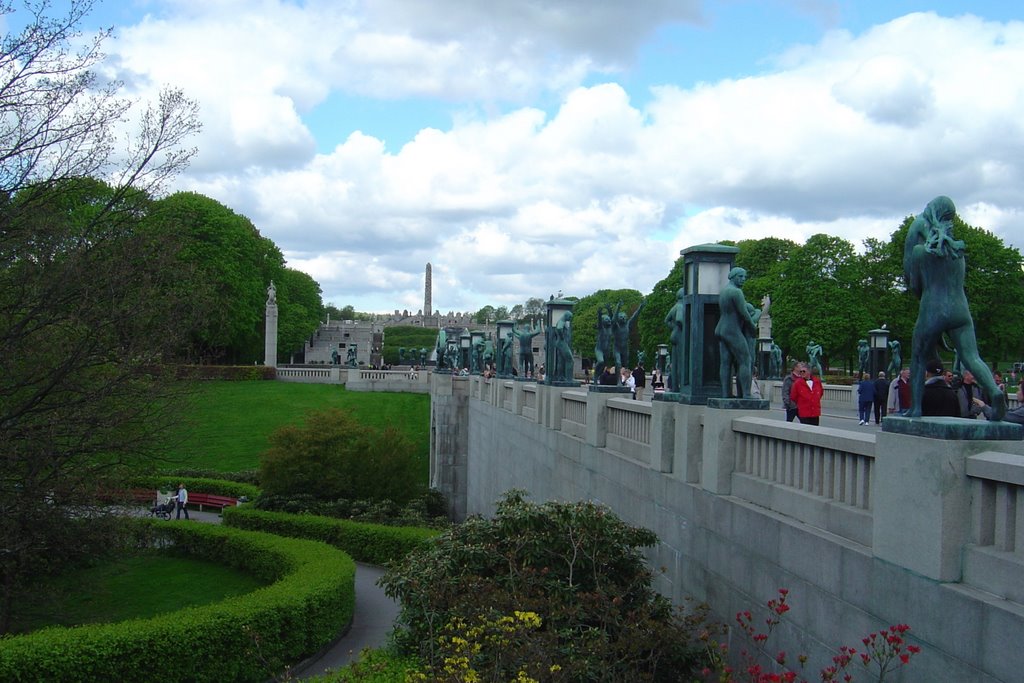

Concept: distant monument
[[424, 262, 432, 317], [758, 294, 772, 339], [264, 280, 277, 368]]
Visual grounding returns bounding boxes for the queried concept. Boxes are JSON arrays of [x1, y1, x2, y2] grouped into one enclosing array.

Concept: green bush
[[0, 520, 355, 682], [258, 407, 422, 505], [379, 490, 707, 681], [222, 506, 438, 565], [253, 489, 448, 528], [311, 648, 417, 682], [130, 475, 261, 500], [163, 468, 261, 485]]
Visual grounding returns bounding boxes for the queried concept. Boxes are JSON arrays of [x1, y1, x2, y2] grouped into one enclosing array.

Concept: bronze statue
[[886, 339, 902, 376], [346, 345, 358, 368], [664, 288, 685, 392], [550, 311, 574, 382], [593, 305, 614, 382], [857, 339, 869, 377], [903, 196, 1006, 419], [612, 298, 646, 372], [512, 322, 541, 376], [769, 343, 783, 379], [715, 267, 757, 398], [806, 341, 823, 377]]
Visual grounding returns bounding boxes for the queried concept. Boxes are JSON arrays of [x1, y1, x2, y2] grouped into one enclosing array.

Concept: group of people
[[781, 362, 825, 425], [595, 362, 649, 400], [915, 363, 1024, 423]]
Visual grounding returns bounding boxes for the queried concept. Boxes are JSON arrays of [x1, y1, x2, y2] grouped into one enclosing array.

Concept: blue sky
[[19, 0, 1024, 313]]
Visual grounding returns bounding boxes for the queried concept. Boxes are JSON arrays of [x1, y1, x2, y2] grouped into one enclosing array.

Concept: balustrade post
[[585, 389, 613, 448], [874, 418, 1022, 581], [701, 398, 770, 494], [650, 399, 675, 473]]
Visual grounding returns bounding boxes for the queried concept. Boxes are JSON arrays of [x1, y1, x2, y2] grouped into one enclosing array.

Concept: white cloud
[[82, 4, 1024, 310]]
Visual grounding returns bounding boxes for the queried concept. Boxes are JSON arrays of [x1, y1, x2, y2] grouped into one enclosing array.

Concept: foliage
[[258, 407, 424, 505], [0, 1, 202, 634], [314, 648, 418, 682], [570, 288, 645, 364], [382, 325, 443, 365], [0, 519, 356, 682], [275, 266, 325, 361], [379, 490, 707, 681], [130, 475, 261, 500], [163, 468, 261, 485], [637, 256, 685, 364], [173, 364, 278, 381], [160, 381, 430, 474], [254, 488, 449, 528], [223, 506, 439, 565], [763, 235, 871, 371]]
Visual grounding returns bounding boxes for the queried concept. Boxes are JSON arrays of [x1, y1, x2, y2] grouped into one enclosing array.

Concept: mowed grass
[[162, 381, 431, 474], [10, 549, 266, 634]]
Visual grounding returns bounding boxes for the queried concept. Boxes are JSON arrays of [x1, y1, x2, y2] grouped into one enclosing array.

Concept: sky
[[15, 0, 1024, 314]]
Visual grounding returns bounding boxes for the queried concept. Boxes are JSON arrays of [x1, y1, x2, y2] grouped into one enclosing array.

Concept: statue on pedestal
[[513, 322, 542, 377], [715, 268, 758, 398], [664, 288, 686, 393], [550, 312, 574, 382], [806, 341, 823, 377], [903, 195, 1006, 419], [857, 339, 869, 376], [613, 298, 646, 371]]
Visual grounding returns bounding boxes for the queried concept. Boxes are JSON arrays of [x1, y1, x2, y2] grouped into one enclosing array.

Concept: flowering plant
[[698, 589, 920, 683]]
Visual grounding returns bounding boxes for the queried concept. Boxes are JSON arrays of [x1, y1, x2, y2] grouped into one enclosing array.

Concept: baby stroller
[[150, 496, 176, 520]]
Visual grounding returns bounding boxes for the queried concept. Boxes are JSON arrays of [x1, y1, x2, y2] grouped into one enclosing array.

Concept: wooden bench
[[187, 492, 238, 512]]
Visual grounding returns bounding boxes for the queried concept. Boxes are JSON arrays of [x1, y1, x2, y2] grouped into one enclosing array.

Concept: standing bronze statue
[[612, 298, 646, 372], [903, 196, 1006, 420], [512, 321, 542, 377], [664, 288, 685, 392], [715, 267, 758, 398], [593, 305, 614, 382], [551, 311, 574, 382]]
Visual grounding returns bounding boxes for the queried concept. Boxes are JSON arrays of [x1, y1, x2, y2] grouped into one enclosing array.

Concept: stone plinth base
[[883, 415, 1023, 440], [588, 385, 631, 394], [707, 397, 771, 410]]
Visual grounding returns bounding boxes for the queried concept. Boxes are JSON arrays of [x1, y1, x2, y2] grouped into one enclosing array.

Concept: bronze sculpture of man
[[903, 196, 1006, 420], [715, 267, 757, 398]]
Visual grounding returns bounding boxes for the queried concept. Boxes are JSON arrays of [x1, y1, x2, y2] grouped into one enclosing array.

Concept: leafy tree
[[509, 304, 525, 320], [148, 192, 284, 362], [494, 305, 510, 321], [522, 297, 545, 325], [734, 237, 800, 316], [636, 256, 685, 365], [258, 408, 422, 505], [770, 234, 871, 371], [0, 0, 201, 632], [473, 305, 496, 324], [570, 289, 644, 365], [380, 490, 706, 680], [275, 267, 323, 362]]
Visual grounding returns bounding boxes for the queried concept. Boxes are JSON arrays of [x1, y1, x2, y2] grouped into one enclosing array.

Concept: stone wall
[[440, 377, 1024, 682]]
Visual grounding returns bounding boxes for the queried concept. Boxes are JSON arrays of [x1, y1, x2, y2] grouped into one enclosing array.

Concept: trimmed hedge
[[0, 520, 355, 682], [223, 506, 438, 565], [174, 365, 277, 381], [131, 475, 261, 500]]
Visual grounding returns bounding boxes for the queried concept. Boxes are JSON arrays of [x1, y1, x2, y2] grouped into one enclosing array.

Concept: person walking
[[175, 483, 189, 520], [791, 366, 824, 425], [872, 371, 889, 424], [781, 362, 804, 422], [857, 373, 875, 425], [632, 362, 647, 401]]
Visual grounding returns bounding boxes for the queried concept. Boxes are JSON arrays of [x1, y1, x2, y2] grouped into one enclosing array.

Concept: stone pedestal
[[264, 302, 278, 367], [701, 398, 770, 494], [874, 416, 1023, 581]]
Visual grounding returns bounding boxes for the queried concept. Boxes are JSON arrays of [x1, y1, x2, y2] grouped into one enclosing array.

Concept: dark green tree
[[570, 289, 644, 365], [0, 0, 201, 631], [771, 234, 871, 372], [148, 191, 301, 364], [636, 256, 685, 365], [275, 267, 323, 362]]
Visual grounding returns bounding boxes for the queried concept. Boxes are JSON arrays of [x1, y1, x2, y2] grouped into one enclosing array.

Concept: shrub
[[258, 407, 422, 505], [164, 468, 261, 485], [222, 506, 438, 565], [129, 475, 261, 500], [379, 490, 706, 681], [171, 365, 277, 381], [0, 519, 355, 682], [254, 488, 449, 528]]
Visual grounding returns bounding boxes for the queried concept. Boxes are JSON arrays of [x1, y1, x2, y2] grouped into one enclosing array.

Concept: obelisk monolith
[[425, 262, 432, 317], [264, 280, 278, 367]]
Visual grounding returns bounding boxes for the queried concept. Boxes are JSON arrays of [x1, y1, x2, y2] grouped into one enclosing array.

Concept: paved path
[[186, 510, 398, 678]]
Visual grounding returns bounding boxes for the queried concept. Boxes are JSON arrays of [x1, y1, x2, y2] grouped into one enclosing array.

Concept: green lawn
[[162, 382, 430, 474], [10, 550, 266, 634]]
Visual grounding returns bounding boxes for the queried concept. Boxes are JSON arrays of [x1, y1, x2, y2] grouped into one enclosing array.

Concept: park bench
[[187, 492, 239, 512]]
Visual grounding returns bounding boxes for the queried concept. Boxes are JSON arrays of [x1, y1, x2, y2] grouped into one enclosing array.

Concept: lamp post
[[656, 343, 668, 376], [543, 298, 578, 386], [758, 337, 773, 380], [868, 328, 890, 379], [470, 330, 484, 374], [496, 319, 514, 378], [663, 243, 739, 404], [460, 330, 471, 372]]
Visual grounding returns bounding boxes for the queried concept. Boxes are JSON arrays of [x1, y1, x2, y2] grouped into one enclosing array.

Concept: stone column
[[873, 417, 1023, 581], [701, 397, 770, 494], [264, 288, 278, 368]]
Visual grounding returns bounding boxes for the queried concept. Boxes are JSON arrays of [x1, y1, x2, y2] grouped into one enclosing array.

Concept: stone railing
[[560, 390, 587, 439], [345, 368, 429, 393], [276, 366, 341, 383], [731, 417, 875, 546], [522, 383, 538, 421], [606, 398, 652, 464], [964, 450, 1024, 603], [766, 380, 855, 410]]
